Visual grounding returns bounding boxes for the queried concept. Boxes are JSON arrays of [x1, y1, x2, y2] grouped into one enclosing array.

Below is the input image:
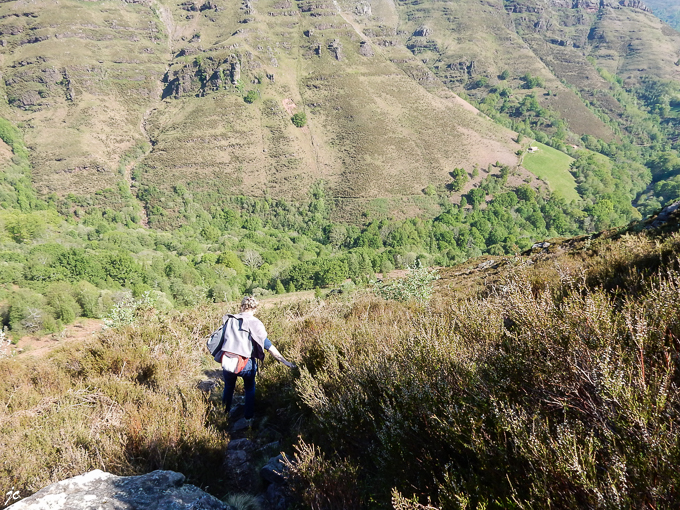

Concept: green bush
[[243, 90, 258, 104], [275, 279, 286, 294], [6, 289, 49, 333], [75, 281, 103, 318], [46, 282, 81, 324], [210, 282, 235, 303], [291, 112, 307, 127], [450, 167, 468, 192]]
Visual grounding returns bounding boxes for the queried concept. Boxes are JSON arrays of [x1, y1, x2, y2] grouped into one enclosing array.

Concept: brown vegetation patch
[[15, 318, 103, 357]]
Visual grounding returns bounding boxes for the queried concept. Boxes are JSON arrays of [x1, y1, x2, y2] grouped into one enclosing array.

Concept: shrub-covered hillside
[[4, 124, 644, 340], [2, 208, 679, 508]]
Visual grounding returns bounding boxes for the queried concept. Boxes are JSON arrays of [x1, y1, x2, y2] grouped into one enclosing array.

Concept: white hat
[[241, 295, 259, 311]]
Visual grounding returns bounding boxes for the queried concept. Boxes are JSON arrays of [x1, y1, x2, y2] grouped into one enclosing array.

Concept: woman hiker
[[217, 296, 295, 427]]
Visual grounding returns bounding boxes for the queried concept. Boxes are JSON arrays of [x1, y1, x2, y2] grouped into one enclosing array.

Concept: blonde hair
[[241, 295, 259, 312]]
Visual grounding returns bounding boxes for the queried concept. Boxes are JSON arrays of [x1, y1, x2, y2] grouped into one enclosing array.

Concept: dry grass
[[0, 305, 230, 499]]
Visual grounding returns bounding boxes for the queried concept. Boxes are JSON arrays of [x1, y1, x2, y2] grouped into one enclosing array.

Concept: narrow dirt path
[[332, 0, 370, 43], [15, 319, 104, 357], [120, 1, 177, 228]]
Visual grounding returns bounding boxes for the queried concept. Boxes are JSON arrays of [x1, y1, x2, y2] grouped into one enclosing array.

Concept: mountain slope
[[0, 0, 521, 208], [1, 0, 679, 219]]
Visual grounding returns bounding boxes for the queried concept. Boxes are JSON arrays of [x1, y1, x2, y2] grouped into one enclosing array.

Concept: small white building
[[527, 146, 539, 153]]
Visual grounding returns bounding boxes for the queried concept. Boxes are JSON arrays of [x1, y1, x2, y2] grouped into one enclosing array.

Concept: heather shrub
[[3, 228, 680, 509], [288, 266, 680, 508], [283, 438, 362, 510], [0, 304, 230, 500], [373, 263, 439, 305]]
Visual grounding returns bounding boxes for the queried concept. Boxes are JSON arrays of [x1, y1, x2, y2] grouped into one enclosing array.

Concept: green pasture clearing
[[523, 142, 579, 202]]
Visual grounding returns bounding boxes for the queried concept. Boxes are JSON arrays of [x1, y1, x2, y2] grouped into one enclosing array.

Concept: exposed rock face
[[359, 40, 374, 57], [230, 59, 241, 84], [328, 39, 343, 60], [414, 25, 432, 37], [355, 1, 371, 15], [8, 470, 230, 510], [259, 454, 286, 484], [646, 201, 680, 229], [616, 0, 650, 11]]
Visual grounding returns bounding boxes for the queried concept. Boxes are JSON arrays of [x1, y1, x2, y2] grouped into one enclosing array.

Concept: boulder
[[359, 41, 374, 57], [228, 438, 257, 453], [8, 470, 230, 510], [647, 201, 680, 229], [259, 454, 286, 484]]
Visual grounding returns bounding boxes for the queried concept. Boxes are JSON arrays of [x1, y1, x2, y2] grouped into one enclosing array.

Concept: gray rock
[[197, 378, 218, 392], [225, 449, 249, 467], [223, 448, 253, 491], [18, 90, 41, 107], [260, 482, 288, 510], [259, 441, 280, 454], [259, 454, 286, 484], [328, 39, 343, 60], [228, 438, 257, 452], [230, 60, 241, 84], [414, 25, 431, 37], [648, 201, 680, 229], [230, 417, 253, 432], [228, 403, 245, 421], [355, 1, 371, 15], [8, 469, 229, 510], [358, 41, 374, 57]]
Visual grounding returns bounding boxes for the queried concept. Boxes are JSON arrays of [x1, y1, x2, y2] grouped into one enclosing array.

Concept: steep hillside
[[1, 207, 678, 508], [0, 0, 167, 195], [424, 0, 680, 141], [1, 0, 680, 222], [0, 0, 521, 211], [388, 0, 617, 140]]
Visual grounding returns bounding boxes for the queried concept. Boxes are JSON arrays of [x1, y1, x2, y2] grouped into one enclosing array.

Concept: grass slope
[[0, 0, 521, 214], [2, 0, 678, 213], [523, 142, 578, 202]]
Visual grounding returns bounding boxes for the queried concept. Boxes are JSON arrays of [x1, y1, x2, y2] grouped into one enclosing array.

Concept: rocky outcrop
[[230, 59, 241, 84], [163, 54, 248, 98], [646, 201, 680, 229], [616, 0, 650, 12], [260, 454, 286, 484], [413, 25, 432, 37], [355, 1, 371, 15], [359, 40, 374, 57], [328, 39, 343, 60], [8, 470, 230, 510]]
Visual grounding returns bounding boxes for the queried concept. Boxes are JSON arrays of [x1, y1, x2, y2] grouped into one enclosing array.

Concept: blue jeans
[[222, 358, 257, 419]]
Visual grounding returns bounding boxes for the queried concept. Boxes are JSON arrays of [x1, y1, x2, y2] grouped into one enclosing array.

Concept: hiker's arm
[[264, 338, 296, 368]]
